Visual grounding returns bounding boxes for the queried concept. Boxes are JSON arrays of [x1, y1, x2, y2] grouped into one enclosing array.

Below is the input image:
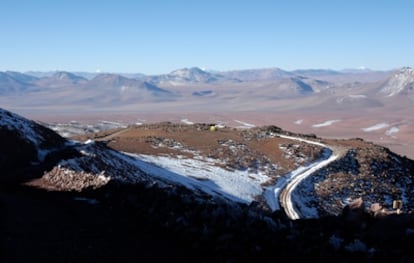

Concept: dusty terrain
[[26, 108, 413, 160], [73, 122, 414, 215], [75, 123, 324, 174], [2, 108, 414, 262]]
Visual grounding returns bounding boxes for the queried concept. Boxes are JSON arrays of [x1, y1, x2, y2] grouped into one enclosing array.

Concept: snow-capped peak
[[169, 67, 206, 76], [400, 66, 413, 73], [379, 67, 414, 96], [161, 67, 219, 84]]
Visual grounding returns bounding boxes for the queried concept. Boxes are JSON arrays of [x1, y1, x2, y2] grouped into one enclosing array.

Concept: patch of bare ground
[[73, 123, 325, 179]]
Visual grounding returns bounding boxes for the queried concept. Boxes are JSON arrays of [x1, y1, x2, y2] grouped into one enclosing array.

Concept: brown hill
[[75, 122, 414, 215], [2, 108, 414, 262]]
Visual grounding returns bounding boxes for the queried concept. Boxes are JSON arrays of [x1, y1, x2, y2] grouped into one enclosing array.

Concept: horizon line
[[1, 65, 411, 76]]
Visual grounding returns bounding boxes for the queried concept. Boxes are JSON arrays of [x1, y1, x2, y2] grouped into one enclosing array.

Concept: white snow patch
[[80, 149, 95, 157], [216, 123, 226, 129], [99, 121, 127, 128], [181, 119, 194, 125], [294, 119, 303, 125], [98, 174, 111, 183], [234, 120, 255, 128], [264, 134, 339, 219], [120, 86, 129, 92], [362, 123, 389, 132], [135, 119, 146, 126], [277, 134, 326, 147], [312, 120, 341, 128], [385, 126, 400, 137], [349, 94, 367, 98], [125, 153, 270, 204], [84, 139, 95, 144], [288, 150, 338, 219], [265, 149, 335, 212], [336, 95, 366, 104]]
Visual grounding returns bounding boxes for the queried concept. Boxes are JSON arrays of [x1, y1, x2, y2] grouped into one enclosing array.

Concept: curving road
[[265, 134, 339, 220]]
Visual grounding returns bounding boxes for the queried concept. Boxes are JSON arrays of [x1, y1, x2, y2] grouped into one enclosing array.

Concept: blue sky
[[0, 0, 413, 74]]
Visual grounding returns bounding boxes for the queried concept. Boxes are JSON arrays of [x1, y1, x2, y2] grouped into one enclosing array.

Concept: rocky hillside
[[76, 122, 414, 216], [297, 139, 414, 216], [2, 108, 414, 262], [379, 67, 414, 97], [0, 108, 147, 189], [0, 108, 66, 182]]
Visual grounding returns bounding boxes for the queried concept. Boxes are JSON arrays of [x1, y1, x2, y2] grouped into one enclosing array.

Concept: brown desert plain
[[2, 67, 413, 159], [16, 106, 414, 160]]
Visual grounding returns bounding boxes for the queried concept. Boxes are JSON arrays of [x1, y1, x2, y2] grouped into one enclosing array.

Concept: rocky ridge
[[2, 108, 414, 262], [296, 139, 414, 216]]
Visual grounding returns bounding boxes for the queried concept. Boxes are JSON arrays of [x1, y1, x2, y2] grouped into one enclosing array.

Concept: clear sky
[[0, 0, 413, 74]]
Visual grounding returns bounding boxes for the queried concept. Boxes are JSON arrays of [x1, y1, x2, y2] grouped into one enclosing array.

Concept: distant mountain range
[[0, 66, 413, 110]]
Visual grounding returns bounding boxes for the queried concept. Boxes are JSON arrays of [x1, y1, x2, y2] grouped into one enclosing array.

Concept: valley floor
[[20, 109, 414, 160]]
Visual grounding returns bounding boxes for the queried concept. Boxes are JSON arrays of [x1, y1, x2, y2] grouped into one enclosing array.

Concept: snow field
[[125, 153, 271, 204]]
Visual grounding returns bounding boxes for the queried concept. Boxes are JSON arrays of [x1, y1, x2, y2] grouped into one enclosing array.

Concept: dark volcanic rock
[[0, 108, 66, 182]]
